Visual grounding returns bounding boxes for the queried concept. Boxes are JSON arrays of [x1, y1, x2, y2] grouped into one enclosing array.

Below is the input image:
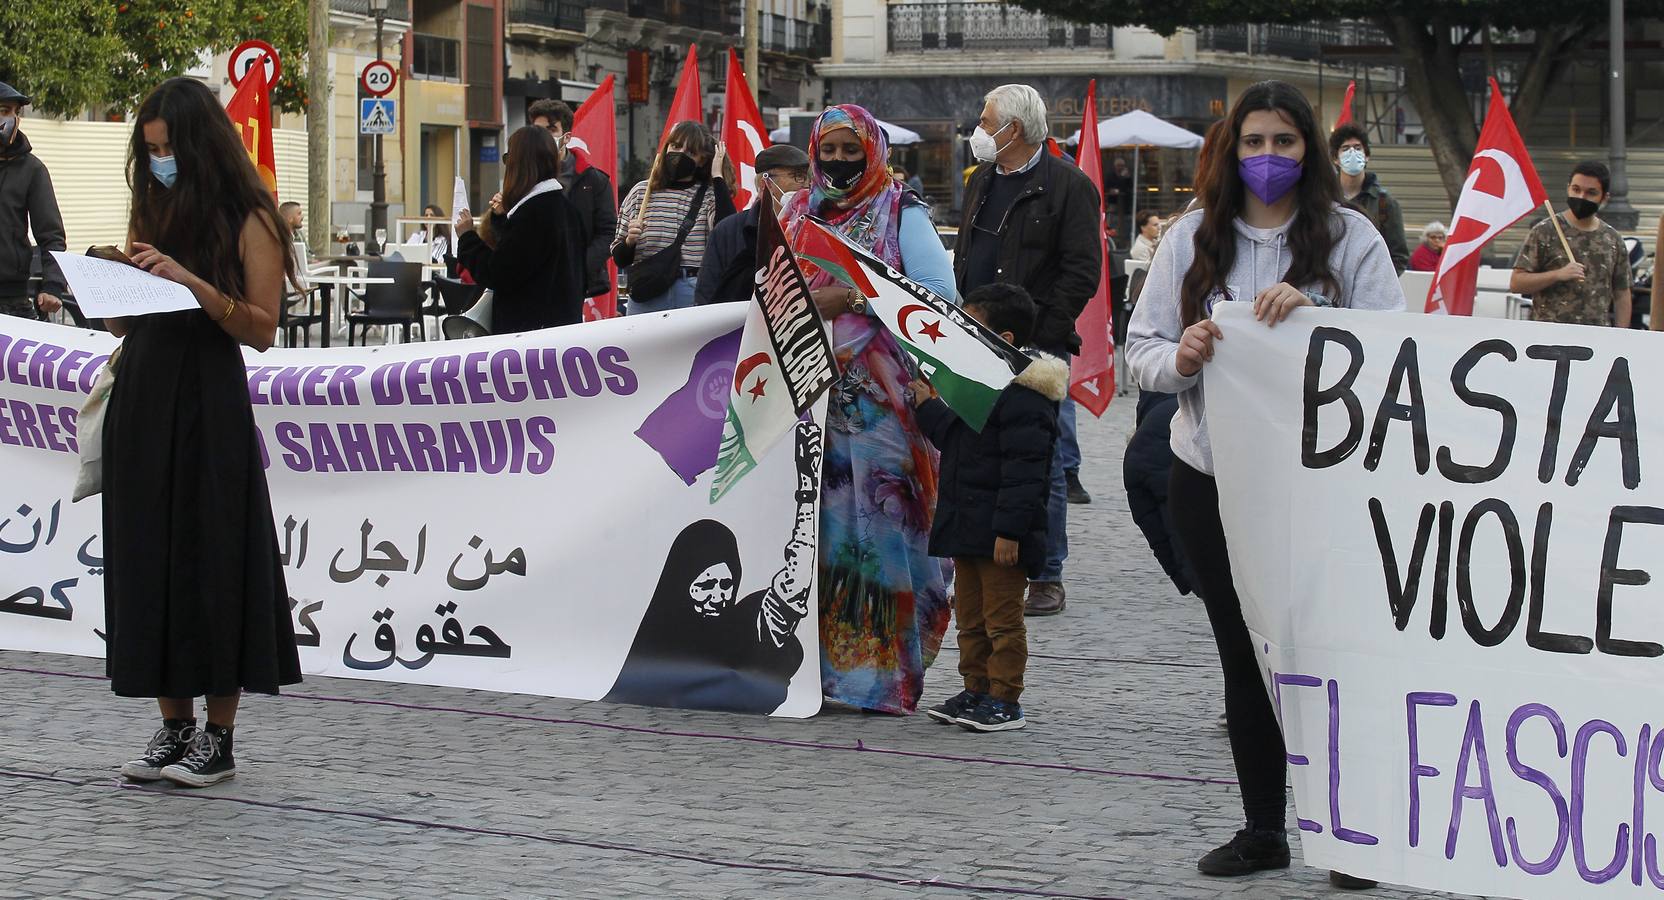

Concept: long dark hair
[[501, 125, 562, 211], [128, 77, 296, 300], [1180, 81, 1341, 327]]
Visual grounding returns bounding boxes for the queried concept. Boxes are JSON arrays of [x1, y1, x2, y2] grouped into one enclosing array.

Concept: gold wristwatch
[[847, 288, 867, 315]]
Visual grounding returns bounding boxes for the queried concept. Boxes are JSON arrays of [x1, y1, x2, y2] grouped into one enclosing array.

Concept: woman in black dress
[[454, 125, 586, 332], [104, 78, 301, 788]]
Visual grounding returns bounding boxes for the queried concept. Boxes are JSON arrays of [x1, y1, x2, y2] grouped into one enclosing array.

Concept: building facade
[[507, 0, 827, 187], [824, 1, 1378, 221]]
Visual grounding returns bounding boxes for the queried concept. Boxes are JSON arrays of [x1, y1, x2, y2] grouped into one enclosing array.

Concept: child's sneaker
[[926, 690, 985, 724], [955, 697, 1026, 732], [120, 719, 196, 782], [161, 723, 236, 787]]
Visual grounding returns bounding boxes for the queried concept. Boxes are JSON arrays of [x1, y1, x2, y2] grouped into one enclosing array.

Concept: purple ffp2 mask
[[1239, 154, 1303, 206]]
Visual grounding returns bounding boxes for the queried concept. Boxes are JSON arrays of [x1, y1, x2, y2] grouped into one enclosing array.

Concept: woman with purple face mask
[[1125, 81, 1401, 885]]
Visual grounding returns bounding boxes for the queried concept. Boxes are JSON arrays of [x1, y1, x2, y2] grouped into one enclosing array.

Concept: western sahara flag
[[710, 192, 838, 502], [795, 218, 1028, 431]]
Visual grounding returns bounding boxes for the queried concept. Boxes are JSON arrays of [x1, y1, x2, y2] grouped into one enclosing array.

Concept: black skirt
[[101, 310, 301, 698]]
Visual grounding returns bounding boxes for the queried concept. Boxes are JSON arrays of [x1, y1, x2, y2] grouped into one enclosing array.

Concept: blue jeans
[[627, 274, 697, 315], [1036, 397, 1076, 583]]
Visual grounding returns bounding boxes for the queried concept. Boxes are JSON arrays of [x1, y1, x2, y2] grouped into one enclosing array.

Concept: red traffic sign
[[228, 40, 281, 88], [360, 60, 398, 98]]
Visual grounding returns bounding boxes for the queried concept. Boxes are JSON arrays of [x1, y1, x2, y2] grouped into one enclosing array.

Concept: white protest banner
[[0, 306, 826, 717], [49, 251, 201, 318], [1207, 302, 1664, 897]]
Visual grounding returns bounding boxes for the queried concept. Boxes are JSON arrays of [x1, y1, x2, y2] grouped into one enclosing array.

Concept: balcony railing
[[1197, 22, 1389, 60], [589, 0, 734, 32], [888, 2, 1110, 53], [410, 33, 461, 81], [508, 0, 586, 32], [758, 14, 828, 57], [331, 0, 410, 21]]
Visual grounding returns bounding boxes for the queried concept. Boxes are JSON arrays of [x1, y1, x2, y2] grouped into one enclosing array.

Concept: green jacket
[[1348, 172, 1408, 274]]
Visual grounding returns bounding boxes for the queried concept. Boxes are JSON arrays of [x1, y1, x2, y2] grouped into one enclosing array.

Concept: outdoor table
[[303, 272, 396, 348]]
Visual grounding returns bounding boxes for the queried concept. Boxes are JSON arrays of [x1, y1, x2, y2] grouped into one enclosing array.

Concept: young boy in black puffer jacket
[[910, 283, 1068, 733]]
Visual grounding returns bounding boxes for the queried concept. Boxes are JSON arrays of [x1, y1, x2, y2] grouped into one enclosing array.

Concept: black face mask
[[1566, 196, 1600, 221], [664, 151, 698, 184], [820, 158, 866, 191]]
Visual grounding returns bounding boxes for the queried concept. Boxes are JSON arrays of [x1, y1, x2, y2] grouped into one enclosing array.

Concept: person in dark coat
[[1123, 391, 1198, 598], [912, 283, 1067, 733], [528, 99, 617, 298], [605, 425, 822, 715], [953, 83, 1104, 616], [454, 126, 586, 332], [0, 82, 66, 320], [695, 144, 810, 305]]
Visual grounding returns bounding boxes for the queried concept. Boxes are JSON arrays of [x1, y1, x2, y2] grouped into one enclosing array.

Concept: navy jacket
[[694, 205, 757, 306], [917, 352, 1068, 577], [1123, 391, 1197, 596]]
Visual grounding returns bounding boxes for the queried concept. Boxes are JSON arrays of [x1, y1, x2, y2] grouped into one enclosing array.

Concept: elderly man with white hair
[[953, 83, 1103, 617]]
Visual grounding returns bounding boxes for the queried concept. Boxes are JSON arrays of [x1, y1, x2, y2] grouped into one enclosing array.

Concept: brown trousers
[[953, 556, 1029, 703]]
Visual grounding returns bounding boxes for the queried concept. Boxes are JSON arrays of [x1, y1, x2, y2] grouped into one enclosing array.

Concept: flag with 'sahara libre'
[[710, 191, 837, 502]]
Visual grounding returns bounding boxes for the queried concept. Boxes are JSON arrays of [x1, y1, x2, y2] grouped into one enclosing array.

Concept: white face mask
[[1338, 147, 1367, 177], [969, 121, 1014, 164]]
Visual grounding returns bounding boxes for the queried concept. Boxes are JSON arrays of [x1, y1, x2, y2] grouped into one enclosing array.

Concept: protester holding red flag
[[528, 99, 616, 300], [612, 121, 735, 314], [1510, 160, 1632, 327], [1125, 81, 1399, 883], [103, 77, 302, 788], [778, 103, 954, 715]]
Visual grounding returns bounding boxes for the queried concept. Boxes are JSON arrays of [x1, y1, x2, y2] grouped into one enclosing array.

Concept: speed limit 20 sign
[[360, 60, 398, 98]]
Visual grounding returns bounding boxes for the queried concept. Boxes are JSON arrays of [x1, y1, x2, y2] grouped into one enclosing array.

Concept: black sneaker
[[955, 697, 1026, 732], [120, 719, 196, 782], [1197, 828, 1290, 876], [926, 690, 985, 724], [1065, 471, 1092, 504], [161, 724, 236, 787]]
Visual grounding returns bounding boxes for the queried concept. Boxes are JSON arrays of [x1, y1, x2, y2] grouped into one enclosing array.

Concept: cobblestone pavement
[[0, 390, 1481, 900]]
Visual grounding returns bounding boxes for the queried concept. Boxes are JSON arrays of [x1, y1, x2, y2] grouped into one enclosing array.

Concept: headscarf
[[781, 104, 907, 277]]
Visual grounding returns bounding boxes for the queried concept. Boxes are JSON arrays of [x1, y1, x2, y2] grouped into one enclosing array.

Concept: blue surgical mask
[[1337, 147, 1367, 177], [150, 154, 178, 189]]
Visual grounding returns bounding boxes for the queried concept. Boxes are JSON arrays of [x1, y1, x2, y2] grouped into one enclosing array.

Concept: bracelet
[[1304, 291, 1334, 308], [217, 297, 237, 322]]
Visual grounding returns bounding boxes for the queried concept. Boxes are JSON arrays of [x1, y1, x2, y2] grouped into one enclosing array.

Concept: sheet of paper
[[50, 251, 201, 318], [452, 176, 469, 217]]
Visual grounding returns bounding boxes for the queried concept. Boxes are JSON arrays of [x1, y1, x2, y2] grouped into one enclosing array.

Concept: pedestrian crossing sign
[[360, 99, 397, 135]]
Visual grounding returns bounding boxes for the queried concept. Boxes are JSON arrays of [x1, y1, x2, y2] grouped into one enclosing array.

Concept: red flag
[[1426, 77, 1547, 316], [1069, 80, 1114, 416], [226, 53, 277, 198], [572, 75, 620, 320], [722, 49, 771, 210], [1334, 81, 1356, 129], [658, 44, 703, 152]]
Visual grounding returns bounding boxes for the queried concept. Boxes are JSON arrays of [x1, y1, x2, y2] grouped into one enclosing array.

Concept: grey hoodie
[[1125, 204, 1403, 475]]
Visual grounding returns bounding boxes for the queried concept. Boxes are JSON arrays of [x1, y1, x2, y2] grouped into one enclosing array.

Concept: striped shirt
[[615, 181, 720, 269]]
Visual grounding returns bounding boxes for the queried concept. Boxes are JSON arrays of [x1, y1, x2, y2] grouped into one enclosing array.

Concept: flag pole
[[635, 151, 665, 228], [1542, 200, 1580, 264]]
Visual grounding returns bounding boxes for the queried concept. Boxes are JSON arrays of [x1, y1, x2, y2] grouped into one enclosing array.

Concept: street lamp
[[369, 0, 389, 254]]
